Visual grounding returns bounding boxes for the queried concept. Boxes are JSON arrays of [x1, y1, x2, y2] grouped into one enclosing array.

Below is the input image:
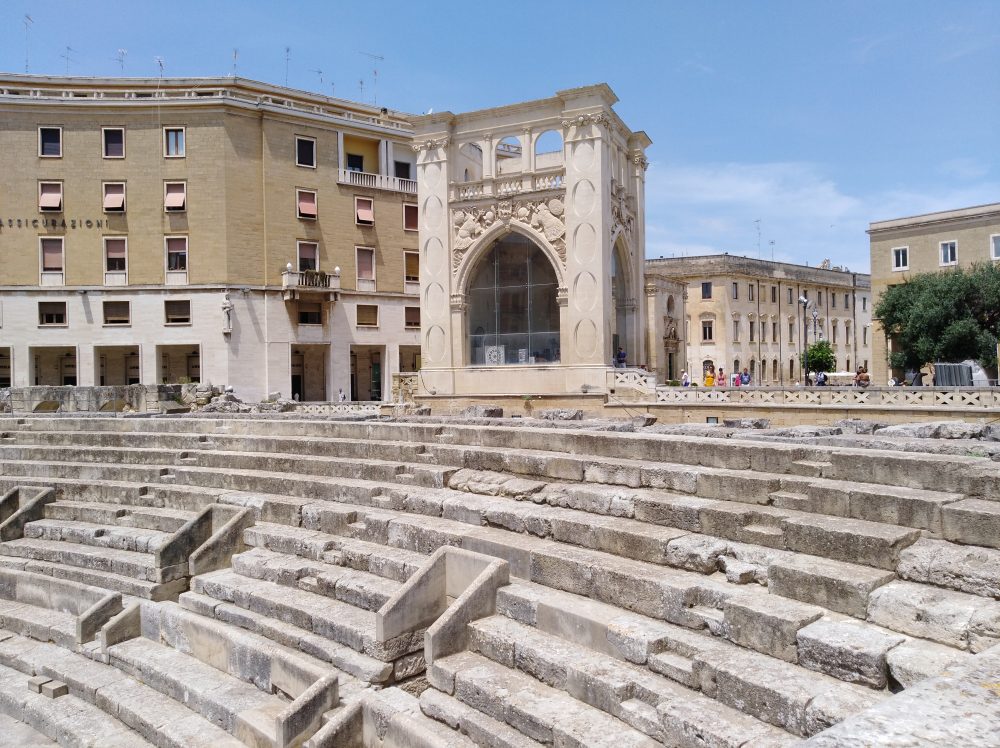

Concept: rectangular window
[[760, 320, 766, 341], [863, 327, 868, 345], [164, 182, 186, 212], [787, 287, 793, 304], [862, 296, 868, 311], [346, 153, 364, 172], [38, 301, 66, 326], [749, 321, 755, 342], [298, 302, 322, 325], [404, 306, 420, 328], [832, 293, 837, 309], [102, 127, 125, 158], [356, 247, 375, 291], [39, 127, 62, 157], [788, 321, 795, 343], [992, 235, 1000, 260], [892, 246, 908, 270], [394, 161, 412, 180], [818, 291, 823, 306], [40, 238, 64, 272], [732, 320, 740, 341], [833, 324, 838, 343], [39, 181, 63, 212], [940, 240, 957, 266], [845, 293, 850, 308], [297, 189, 317, 219], [403, 203, 418, 231], [772, 322, 778, 343], [103, 301, 130, 325], [732, 282, 738, 300], [701, 282, 712, 299], [357, 304, 378, 327], [355, 196, 374, 226], [164, 300, 191, 324], [103, 182, 126, 212], [166, 237, 188, 271], [404, 251, 419, 283], [297, 242, 318, 272], [164, 127, 185, 157], [748, 284, 754, 301], [296, 136, 316, 168], [701, 320, 713, 341], [104, 237, 127, 272]]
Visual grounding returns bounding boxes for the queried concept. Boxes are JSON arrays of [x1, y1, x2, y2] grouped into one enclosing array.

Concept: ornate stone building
[[411, 85, 651, 396], [646, 255, 871, 385]]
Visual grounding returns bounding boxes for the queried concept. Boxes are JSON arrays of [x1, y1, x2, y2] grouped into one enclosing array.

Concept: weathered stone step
[[0, 458, 165, 483], [468, 613, 799, 744], [245, 522, 426, 583], [361, 688, 478, 748], [191, 568, 421, 662], [0, 632, 245, 747], [0, 659, 152, 746], [419, 688, 540, 748], [24, 518, 172, 554], [232, 547, 399, 611], [429, 650, 660, 747], [897, 537, 1000, 600], [179, 590, 394, 685], [0, 444, 180, 467], [107, 636, 292, 742], [0, 556, 186, 601], [0, 475, 149, 505], [44, 501, 196, 533], [0, 537, 180, 583], [0, 597, 79, 648]]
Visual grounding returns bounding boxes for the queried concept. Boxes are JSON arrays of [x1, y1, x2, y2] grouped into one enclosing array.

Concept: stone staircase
[[0, 414, 997, 745]]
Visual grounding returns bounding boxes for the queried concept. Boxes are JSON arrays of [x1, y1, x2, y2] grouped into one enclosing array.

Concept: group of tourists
[[681, 365, 752, 387]]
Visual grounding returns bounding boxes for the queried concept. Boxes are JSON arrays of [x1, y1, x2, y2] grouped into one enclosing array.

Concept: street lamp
[[799, 296, 810, 385]]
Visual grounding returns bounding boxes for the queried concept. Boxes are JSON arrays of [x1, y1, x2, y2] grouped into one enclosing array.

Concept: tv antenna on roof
[[231, 48, 238, 77], [154, 56, 165, 77], [113, 48, 128, 74], [284, 46, 290, 86], [360, 51, 383, 105], [309, 68, 323, 86], [753, 218, 761, 258], [60, 46, 77, 75], [358, 78, 364, 100], [23, 15, 33, 73]]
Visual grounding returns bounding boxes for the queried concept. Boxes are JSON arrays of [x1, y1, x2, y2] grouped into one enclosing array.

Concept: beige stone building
[[868, 202, 1000, 383], [645, 255, 871, 385], [0, 73, 421, 401]]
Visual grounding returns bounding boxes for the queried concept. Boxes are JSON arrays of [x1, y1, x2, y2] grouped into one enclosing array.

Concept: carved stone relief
[[451, 198, 566, 271]]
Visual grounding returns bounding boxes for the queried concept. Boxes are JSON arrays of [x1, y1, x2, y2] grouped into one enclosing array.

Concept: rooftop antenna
[[360, 51, 384, 105], [330, 82, 335, 97], [769, 239, 775, 262], [753, 218, 761, 258], [23, 15, 33, 73], [309, 68, 323, 86], [60, 46, 76, 75], [154, 56, 165, 77], [231, 48, 238, 77], [113, 48, 127, 74], [284, 46, 290, 86], [358, 78, 364, 100]]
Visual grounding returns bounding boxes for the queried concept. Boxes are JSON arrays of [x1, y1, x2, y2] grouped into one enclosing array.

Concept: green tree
[[800, 339, 836, 373], [874, 263, 1000, 372]]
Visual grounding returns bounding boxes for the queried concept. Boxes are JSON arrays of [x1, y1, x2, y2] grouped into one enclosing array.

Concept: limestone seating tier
[[0, 416, 998, 745]]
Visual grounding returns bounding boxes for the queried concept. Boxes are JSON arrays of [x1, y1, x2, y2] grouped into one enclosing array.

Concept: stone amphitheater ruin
[[0, 412, 997, 746]]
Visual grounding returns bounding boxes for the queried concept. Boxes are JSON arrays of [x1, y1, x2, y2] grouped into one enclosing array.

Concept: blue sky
[[2, 0, 998, 272]]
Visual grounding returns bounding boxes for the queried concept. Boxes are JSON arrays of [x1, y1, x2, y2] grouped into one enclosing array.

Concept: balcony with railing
[[281, 266, 341, 301], [450, 168, 565, 202], [338, 168, 417, 195]]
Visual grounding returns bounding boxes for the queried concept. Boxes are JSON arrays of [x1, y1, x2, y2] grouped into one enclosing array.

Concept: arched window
[[772, 359, 778, 382], [534, 129, 564, 169], [495, 136, 522, 175], [468, 233, 559, 366]]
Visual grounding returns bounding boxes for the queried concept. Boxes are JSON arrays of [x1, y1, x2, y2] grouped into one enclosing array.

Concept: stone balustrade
[[652, 385, 1000, 409]]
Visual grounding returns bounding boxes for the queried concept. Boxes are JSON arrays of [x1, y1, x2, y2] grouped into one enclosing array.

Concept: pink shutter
[[165, 183, 186, 209], [298, 191, 317, 217], [41, 239, 63, 271], [357, 249, 374, 279], [103, 183, 125, 209], [39, 183, 62, 209], [356, 199, 374, 223], [105, 238, 126, 260]]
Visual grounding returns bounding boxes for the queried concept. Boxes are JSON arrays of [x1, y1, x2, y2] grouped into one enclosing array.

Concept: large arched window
[[468, 233, 560, 366]]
